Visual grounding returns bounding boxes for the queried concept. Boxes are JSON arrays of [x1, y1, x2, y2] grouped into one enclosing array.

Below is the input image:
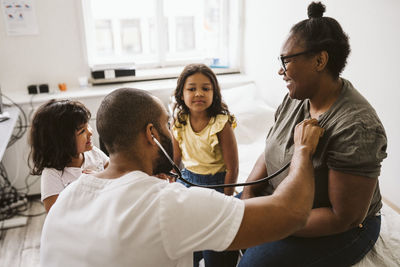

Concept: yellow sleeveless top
[[172, 114, 235, 175]]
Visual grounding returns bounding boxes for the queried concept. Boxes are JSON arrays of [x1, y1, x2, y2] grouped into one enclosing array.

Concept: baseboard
[[0, 216, 28, 229]]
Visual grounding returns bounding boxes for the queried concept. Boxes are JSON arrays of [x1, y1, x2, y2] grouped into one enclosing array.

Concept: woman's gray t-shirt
[[263, 78, 387, 218]]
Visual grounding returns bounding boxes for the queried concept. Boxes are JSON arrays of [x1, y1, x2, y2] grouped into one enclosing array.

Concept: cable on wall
[[0, 93, 35, 235]]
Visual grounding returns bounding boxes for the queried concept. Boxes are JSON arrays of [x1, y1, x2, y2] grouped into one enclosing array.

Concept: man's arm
[[227, 119, 323, 250]]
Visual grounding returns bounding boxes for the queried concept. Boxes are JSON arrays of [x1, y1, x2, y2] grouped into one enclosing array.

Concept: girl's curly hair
[[29, 99, 91, 175], [173, 63, 235, 126]]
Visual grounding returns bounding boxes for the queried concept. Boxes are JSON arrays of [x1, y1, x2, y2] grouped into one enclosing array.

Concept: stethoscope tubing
[[171, 161, 290, 189], [152, 135, 291, 189]]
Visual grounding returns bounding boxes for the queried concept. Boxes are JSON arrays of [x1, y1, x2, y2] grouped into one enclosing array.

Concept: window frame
[[80, 0, 244, 76]]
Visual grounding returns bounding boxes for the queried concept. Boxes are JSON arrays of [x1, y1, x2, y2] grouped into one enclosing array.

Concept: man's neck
[[95, 152, 152, 179]]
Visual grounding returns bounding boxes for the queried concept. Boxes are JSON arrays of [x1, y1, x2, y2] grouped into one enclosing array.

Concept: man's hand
[[294, 119, 324, 155]]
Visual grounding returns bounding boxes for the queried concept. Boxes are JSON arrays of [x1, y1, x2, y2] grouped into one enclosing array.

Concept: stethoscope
[[152, 135, 290, 189]]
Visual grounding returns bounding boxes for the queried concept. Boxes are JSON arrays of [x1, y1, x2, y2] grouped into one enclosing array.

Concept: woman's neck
[[67, 153, 84, 168], [309, 78, 343, 119]]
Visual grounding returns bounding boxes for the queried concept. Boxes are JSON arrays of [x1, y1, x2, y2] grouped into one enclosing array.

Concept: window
[[81, 0, 242, 71]]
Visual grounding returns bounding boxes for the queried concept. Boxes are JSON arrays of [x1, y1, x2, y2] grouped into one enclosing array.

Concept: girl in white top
[[29, 99, 109, 212], [172, 64, 238, 196]]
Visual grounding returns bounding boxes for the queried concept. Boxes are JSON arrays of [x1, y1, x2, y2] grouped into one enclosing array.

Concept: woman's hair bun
[[307, 2, 326, 19]]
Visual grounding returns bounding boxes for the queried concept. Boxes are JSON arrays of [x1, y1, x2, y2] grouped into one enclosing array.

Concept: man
[[40, 88, 323, 267]]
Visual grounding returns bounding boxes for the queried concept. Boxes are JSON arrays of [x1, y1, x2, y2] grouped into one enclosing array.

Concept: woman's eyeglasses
[[278, 50, 314, 72]]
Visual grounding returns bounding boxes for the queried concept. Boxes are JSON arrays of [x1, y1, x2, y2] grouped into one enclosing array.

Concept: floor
[[0, 199, 45, 267]]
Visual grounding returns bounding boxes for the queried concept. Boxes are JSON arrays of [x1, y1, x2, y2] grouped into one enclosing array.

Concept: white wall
[[0, 0, 87, 94], [243, 0, 400, 207]]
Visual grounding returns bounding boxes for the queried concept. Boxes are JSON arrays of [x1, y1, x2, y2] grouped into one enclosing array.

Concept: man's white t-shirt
[[40, 146, 109, 201], [40, 171, 244, 267]]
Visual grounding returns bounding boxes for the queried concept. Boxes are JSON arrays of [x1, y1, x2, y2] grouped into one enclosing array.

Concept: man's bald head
[[96, 88, 163, 154]]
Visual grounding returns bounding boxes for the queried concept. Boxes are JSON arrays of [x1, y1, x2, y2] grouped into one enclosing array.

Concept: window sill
[[89, 66, 241, 85], [5, 72, 252, 106]]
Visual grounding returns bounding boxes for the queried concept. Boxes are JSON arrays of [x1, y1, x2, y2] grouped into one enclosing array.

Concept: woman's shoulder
[[325, 80, 387, 150], [332, 78, 384, 128], [339, 78, 374, 108]]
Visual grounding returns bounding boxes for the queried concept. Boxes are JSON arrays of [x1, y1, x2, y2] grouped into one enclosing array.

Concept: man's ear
[[145, 123, 157, 145], [316, 50, 329, 71]]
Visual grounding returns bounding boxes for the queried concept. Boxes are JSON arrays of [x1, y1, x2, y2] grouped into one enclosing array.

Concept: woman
[[204, 2, 387, 267], [238, 2, 387, 267]]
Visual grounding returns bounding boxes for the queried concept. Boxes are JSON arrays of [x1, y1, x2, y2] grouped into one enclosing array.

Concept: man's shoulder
[[160, 184, 243, 208]]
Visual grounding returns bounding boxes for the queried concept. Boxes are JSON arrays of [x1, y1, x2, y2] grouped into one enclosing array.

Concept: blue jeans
[[177, 168, 226, 267], [177, 168, 226, 194], [204, 215, 381, 267]]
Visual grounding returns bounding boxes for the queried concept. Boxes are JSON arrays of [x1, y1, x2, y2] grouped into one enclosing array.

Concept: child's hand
[[82, 169, 98, 174], [224, 187, 235, 196], [155, 173, 176, 183]]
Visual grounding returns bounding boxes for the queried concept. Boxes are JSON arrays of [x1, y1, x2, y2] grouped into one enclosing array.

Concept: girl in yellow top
[[172, 63, 238, 196]]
